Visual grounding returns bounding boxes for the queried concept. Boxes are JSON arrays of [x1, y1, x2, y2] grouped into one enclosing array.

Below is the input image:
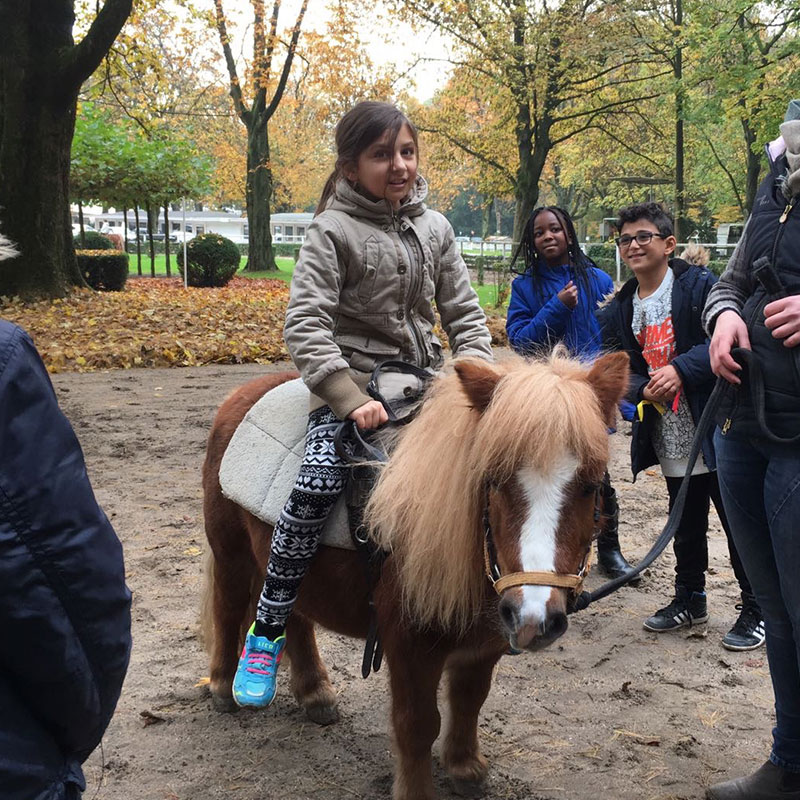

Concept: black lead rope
[[570, 359, 738, 614]]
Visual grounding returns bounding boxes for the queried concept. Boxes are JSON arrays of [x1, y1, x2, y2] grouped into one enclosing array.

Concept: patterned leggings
[[255, 406, 348, 633]]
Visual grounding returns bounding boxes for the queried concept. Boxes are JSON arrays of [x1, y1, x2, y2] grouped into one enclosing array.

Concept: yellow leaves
[[1, 277, 290, 373]]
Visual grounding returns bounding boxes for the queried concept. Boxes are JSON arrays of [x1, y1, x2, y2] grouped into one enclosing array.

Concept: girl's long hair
[[511, 206, 596, 298], [314, 101, 419, 216]]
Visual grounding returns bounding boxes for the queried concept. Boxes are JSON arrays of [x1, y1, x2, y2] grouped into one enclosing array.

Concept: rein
[[482, 484, 601, 600], [571, 347, 767, 613]]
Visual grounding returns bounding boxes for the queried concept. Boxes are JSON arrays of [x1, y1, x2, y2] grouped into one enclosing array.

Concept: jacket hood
[[327, 175, 428, 221], [615, 257, 694, 303]]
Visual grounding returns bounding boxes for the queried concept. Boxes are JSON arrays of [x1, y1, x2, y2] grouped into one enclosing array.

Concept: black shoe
[[706, 759, 800, 799], [596, 539, 642, 585], [722, 604, 766, 651], [643, 589, 708, 632]]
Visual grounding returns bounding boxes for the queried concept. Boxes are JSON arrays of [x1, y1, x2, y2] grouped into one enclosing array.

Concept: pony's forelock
[[365, 351, 610, 634]]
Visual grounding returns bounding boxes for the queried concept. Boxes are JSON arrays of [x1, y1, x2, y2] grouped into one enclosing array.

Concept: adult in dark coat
[[0, 315, 132, 799]]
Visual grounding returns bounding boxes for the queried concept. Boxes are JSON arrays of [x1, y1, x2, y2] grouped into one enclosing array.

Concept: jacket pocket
[[357, 238, 381, 305]]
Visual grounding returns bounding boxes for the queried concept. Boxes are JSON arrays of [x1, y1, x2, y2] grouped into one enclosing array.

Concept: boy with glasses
[[597, 202, 764, 651]]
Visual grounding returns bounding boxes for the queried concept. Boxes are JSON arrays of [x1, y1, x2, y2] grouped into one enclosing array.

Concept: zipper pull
[[779, 201, 794, 224], [722, 418, 731, 435]]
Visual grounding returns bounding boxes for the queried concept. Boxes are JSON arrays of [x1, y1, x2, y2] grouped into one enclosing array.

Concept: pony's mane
[[365, 352, 610, 633]]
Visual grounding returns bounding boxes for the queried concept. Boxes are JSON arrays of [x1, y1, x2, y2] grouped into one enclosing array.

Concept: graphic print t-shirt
[[631, 268, 707, 477]]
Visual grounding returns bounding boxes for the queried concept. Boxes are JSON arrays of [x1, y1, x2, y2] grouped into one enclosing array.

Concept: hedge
[[77, 250, 129, 291]]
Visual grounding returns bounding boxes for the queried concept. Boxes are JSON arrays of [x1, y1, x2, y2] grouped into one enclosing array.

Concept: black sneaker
[[722, 604, 765, 651], [643, 590, 708, 632]]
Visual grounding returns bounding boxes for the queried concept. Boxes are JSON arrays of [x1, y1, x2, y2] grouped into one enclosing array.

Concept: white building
[[73, 206, 314, 245]]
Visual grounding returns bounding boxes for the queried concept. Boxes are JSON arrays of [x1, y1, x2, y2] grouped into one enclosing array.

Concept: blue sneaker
[[232, 624, 286, 709]]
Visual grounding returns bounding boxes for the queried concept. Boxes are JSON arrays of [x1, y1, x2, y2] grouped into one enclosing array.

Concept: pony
[[201, 351, 629, 800]]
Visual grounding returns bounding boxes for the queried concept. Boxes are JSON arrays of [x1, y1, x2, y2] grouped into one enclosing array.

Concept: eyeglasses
[[616, 232, 667, 249]]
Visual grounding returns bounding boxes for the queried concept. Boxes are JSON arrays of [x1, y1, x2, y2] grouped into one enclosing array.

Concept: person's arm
[[506, 278, 572, 353], [433, 220, 493, 360], [0, 323, 131, 760], [702, 222, 753, 334], [283, 217, 371, 418]]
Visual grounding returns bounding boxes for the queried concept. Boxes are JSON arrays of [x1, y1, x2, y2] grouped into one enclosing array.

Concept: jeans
[[664, 472, 755, 603], [714, 429, 800, 771]]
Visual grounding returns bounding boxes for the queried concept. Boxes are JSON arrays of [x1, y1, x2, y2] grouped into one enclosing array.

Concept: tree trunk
[[742, 118, 761, 215], [673, 0, 688, 242], [145, 201, 155, 276], [134, 205, 142, 275], [164, 205, 171, 276], [481, 196, 493, 240], [0, 0, 132, 299], [78, 201, 86, 248], [244, 118, 277, 272]]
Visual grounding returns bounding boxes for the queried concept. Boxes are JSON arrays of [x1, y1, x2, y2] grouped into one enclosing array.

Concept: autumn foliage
[[1, 278, 291, 373]]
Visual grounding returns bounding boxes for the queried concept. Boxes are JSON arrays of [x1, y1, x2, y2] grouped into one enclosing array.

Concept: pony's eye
[[581, 482, 600, 497]]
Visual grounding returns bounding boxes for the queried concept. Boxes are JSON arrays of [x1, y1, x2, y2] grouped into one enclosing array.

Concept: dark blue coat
[[506, 264, 614, 358], [597, 258, 718, 477], [0, 321, 131, 799]]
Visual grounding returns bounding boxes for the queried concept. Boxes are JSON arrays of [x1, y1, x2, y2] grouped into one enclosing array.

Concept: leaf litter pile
[[1, 278, 291, 372]]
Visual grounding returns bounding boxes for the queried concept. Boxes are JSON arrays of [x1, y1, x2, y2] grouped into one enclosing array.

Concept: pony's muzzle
[[498, 590, 569, 651]]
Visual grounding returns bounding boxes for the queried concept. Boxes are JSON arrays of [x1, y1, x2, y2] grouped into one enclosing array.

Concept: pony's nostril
[[543, 611, 568, 640], [498, 597, 519, 632]]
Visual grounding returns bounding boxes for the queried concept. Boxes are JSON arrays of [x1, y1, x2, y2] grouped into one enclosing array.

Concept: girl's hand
[[557, 281, 578, 309], [645, 365, 682, 403], [710, 310, 750, 384], [764, 295, 800, 348], [348, 400, 389, 430]]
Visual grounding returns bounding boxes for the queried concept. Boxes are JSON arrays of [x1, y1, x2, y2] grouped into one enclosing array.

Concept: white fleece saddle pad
[[218, 377, 353, 550]]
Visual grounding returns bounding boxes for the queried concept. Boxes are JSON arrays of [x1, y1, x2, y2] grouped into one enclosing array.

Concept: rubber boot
[[596, 479, 641, 586]]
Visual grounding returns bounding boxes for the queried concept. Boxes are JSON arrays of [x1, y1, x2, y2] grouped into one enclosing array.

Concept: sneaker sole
[[721, 638, 766, 652], [643, 614, 709, 633]]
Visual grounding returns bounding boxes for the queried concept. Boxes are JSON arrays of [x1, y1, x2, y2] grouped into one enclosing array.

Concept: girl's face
[[532, 210, 570, 267], [347, 123, 418, 209]]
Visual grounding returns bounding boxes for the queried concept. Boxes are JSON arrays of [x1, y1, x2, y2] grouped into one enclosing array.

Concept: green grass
[[126, 253, 508, 311]]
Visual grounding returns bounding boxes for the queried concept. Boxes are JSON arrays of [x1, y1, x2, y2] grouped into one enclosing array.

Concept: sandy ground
[[50, 359, 773, 800]]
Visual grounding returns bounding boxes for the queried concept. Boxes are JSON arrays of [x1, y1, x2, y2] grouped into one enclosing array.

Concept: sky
[[221, 0, 453, 101]]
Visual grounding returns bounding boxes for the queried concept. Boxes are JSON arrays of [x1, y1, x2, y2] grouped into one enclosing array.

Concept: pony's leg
[[385, 635, 447, 800], [208, 550, 257, 712], [285, 611, 339, 726], [441, 652, 499, 795]]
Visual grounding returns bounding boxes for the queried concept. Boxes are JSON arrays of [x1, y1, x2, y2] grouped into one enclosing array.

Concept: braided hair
[[511, 206, 596, 299]]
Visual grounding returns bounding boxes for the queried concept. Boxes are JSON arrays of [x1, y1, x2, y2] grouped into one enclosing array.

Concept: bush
[[177, 233, 240, 287], [77, 250, 129, 291], [74, 230, 115, 250]]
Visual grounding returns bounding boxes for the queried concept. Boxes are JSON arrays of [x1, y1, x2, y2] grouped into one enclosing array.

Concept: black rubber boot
[[706, 760, 800, 799], [596, 477, 641, 586]]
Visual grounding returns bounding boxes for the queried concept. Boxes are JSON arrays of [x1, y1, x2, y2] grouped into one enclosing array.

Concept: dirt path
[[51, 361, 770, 800]]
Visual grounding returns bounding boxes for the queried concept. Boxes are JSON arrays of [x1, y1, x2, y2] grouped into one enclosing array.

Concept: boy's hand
[[557, 281, 578, 309], [645, 365, 682, 403], [764, 295, 800, 348], [348, 400, 388, 430], [710, 309, 750, 384]]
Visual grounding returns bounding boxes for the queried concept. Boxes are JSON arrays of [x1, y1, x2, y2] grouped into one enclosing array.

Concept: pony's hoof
[[305, 701, 339, 726], [448, 776, 486, 798], [211, 693, 238, 713]]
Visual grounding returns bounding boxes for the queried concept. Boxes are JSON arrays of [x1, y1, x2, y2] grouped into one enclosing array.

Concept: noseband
[[482, 483, 603, 599]]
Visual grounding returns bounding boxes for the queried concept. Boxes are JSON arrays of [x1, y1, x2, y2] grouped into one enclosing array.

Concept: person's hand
[[764, 295, 800, 348], [348, 400, 388, 430], [645, 364, 682, 403], [710, 309, 750, 384], [557, 281, 578, 309]]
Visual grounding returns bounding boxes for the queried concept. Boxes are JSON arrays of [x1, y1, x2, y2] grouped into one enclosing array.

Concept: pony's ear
[[586, 352, 630, 427], [454, 358, 504, 413]]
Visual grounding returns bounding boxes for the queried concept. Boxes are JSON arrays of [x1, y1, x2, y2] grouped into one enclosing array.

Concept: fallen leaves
[[1, 277, 291, 373]]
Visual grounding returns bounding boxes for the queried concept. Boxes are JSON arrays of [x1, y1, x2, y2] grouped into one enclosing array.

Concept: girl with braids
[[506, 206, 613, 358], [506, 206, 637, 581]]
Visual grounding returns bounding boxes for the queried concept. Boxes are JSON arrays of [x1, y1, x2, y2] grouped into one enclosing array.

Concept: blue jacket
[[596, 259, 718, 477], [0, 321, 131, 799], [506, 264, 614, 359]]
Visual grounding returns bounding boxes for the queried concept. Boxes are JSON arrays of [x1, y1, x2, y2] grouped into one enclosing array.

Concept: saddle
[[218, 362, 434, 550]]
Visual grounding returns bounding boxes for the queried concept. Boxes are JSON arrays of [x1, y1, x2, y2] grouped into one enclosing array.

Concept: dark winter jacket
[[597, 258, 718, 477], [507, 263, 614, 358], [0, 320, 131, 799]]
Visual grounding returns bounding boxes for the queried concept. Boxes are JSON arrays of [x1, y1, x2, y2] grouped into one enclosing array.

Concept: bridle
[[481, 482, 604, 602]]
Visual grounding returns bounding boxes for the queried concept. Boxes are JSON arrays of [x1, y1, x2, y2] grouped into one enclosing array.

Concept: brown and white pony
[[201, 351, 628, 800]]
